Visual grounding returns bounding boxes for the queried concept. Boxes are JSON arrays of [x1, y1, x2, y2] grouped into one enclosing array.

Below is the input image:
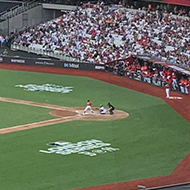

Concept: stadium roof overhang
[[164, 0, 190, 6], [138, 0, 190, 7]]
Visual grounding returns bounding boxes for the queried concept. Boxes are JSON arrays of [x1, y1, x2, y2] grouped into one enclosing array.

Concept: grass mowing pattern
[[0, 69, 190, 190]]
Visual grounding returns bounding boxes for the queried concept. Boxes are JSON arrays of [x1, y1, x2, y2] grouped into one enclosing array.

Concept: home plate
[[168, 96, 183, 100]]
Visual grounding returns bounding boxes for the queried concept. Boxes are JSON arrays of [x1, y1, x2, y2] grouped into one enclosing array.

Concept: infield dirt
[[0, 96, 129, 135]]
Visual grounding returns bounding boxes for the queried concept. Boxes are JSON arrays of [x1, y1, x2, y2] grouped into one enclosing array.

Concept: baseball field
[[0, 63, 190, 190]]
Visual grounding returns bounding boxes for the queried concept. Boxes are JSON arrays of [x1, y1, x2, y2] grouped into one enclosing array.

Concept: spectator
[[11, 2, 189, 68]]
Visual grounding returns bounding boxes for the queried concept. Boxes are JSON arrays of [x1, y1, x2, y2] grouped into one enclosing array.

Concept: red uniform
[[154, 69, 159, 75], [165, 83, 170, 88], [83, 100, 94, 115], [131, 65, 136, 72], [172, 73, 177, 79], [87, 101, 92, 106], [141, 65, 148, 73], [162, 70, 167, 78], [183, 80, 189, 87], [125, 65, 131, 71], [179, 79, 189, 94], [166, 70, 172, 78], [168, 78, 173, 84]]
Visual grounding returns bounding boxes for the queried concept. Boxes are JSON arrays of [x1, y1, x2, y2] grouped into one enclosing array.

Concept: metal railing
[[11, 44, 80, 62], [0, 0, 38, 20]]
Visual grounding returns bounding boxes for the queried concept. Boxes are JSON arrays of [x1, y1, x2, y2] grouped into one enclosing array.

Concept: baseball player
[[179, 78, 189, 94], [107, 102, 115, 115], [165, 83, 170, 98], [171, 72, 178, 90], [83, 100, 94, 115], [99, 105, 107, 114]]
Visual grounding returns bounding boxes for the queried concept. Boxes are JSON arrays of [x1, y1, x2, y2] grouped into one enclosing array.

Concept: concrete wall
[[0, 4, 60, 35]]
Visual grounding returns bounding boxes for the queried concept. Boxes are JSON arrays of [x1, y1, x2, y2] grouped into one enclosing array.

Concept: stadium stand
[[10, 2, 190, 68], [0, 0, 189, 95]]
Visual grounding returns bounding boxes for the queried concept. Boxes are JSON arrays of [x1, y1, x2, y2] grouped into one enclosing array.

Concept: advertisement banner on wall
[[94, 65, 105, 71], [63, 62, 80, 69], [2, 56, 105, 72], [10, 58, 25, 64]]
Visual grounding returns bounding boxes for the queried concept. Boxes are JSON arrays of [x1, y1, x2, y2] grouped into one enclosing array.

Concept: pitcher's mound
[[49, 107, 129, 121]]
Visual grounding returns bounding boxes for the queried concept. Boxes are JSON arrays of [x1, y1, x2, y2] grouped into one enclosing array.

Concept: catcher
[[99, 105, 107, 114]]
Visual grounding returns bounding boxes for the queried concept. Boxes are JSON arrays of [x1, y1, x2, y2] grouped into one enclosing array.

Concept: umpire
[[107, 102, 115, 115]]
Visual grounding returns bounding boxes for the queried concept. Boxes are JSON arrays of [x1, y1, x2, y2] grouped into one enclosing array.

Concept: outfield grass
[[0, 69, 190, 190]]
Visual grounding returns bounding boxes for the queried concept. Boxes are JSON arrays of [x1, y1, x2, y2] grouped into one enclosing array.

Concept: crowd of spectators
[[11, 1, 190, 69], [125, 1, 190, 17]]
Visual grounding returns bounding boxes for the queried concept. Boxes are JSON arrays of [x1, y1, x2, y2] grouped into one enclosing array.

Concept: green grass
[[0, 101, 54, 128], [0, 69, 190, 190]]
